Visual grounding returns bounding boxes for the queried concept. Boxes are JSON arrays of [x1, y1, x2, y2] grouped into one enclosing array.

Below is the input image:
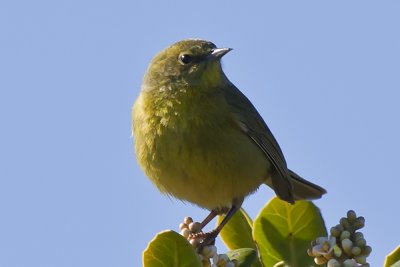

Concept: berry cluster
[[179, 217, 238, 267], [308, 210, 371, 267]]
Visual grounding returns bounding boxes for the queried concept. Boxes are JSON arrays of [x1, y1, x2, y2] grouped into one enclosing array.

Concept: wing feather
[[224, 83, 294, 203]]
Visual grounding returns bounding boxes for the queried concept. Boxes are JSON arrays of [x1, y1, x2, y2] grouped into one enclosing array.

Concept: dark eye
[[179, 54, 192, 64]]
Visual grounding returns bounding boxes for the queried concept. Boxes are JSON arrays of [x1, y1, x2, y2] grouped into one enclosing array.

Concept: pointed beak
[[209, 47, 232, 59]]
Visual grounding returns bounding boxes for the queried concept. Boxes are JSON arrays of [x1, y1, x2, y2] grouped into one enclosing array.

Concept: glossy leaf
[[227, 248, 258, 267], [143, 230, 201, 267], [384, 246, 400, 267], [253, 197, 326, 267], [218, 208, 255, 250]]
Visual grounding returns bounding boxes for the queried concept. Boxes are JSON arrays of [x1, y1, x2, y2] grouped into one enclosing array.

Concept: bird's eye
[[179, 54, 192, 64]]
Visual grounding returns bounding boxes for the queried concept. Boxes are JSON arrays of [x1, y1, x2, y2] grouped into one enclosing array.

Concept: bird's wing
[[224, 83, 294, 203]]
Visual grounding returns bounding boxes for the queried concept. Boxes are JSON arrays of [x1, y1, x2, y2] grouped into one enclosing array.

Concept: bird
[[132, 39, 326, 246]]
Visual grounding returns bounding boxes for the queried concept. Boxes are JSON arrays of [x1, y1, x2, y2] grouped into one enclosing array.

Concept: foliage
[[142, 197, 390, 267], [143, 230, 202, 267], [384, 246, 400, 267], [253, 198, 327, 266]]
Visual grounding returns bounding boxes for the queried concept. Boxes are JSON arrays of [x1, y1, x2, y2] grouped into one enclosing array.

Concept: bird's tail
[[288, 169, 327, 200]]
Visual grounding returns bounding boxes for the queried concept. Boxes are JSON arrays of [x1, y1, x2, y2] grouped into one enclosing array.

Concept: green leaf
[[143, 230, 202, 267], [227, 248, 258, 267], [384, 246, 400, 267], [218, 208, 255, 250], [253, 197, 326, 267], [218, 208, 263, 267]]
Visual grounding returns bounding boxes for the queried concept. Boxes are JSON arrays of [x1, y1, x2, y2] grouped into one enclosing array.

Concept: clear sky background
[[1, 1, 399, 266]]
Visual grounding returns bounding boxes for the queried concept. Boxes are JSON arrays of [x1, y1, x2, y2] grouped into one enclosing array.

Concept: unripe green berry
[[354, 232, 364, 241], [354, 217, 365, 229], [336, 224, 344, 232], [343, 259, 356, 267], [352, 246, 362, 256], [333, 245, 343, 257], [354, 255, 367, 264], [340, 217, 350, 229], [327, 259, 341, 267], [341, 238, 353, 255], [363, 245, 372, 256], [340, 230, 351, 241], [330, 227, 341, 237], [347, 210, 357, 221], [355, 238, 366, 247]]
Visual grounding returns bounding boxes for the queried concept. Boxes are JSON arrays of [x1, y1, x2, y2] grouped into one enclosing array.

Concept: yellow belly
[[133, 93, 270, 210]]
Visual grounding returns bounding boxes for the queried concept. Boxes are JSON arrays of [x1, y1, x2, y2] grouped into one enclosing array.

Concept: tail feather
[[288, 169, 327, 200]]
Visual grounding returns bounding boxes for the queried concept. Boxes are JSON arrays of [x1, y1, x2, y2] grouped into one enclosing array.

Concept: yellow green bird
[[132, 39, 326, 244]]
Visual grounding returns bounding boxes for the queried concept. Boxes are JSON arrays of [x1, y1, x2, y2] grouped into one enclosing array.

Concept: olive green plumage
[[132, 39, 326, 212]]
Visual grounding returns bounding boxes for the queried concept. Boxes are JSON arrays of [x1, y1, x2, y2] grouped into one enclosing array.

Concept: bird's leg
[[188, 210, 218, 241], [197, 205, 240, 250], [199, 210, 218, 230]]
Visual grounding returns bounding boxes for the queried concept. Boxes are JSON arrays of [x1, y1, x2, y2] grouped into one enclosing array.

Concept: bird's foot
[[190, 229, 219, 252]]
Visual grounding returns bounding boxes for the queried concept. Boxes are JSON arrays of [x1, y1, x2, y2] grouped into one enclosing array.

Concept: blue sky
[[1, 1, 399, 266]]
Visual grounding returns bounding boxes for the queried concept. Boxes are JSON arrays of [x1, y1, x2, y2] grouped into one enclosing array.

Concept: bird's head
[[142, 39, 232, 92]]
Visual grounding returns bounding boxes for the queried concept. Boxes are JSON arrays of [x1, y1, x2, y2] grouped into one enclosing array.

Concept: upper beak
[[209, 47, 232, 59]]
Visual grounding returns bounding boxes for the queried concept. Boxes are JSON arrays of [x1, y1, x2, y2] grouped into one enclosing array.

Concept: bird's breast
[[133, 90, 270, 209]]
